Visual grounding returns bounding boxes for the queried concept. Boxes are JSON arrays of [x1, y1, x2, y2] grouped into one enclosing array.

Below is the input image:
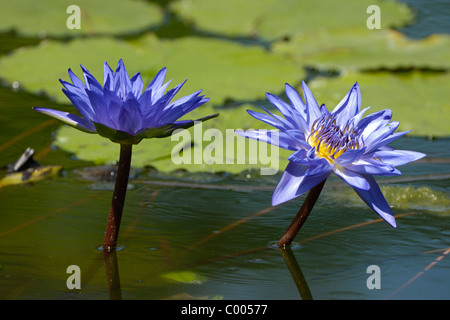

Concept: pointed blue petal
[[285, 83, 306, 119], [246, 109, 287, 131], [351, 174, 397, 227], [234, 130, 308, 151], [305, 158, 334, 176], [285, 129, 308, 143], [287, 149, 309, 164], [138, 88, 153, 113], [261, 107, 297, 130], [301, 81, 322, 126], [103, 61, 115, 90], [346, 159, 401, 176], [319, 104, 330, 116], [61, 86, 95, 121], [118, 94, 143, 135], [160, 93, 209, 126], [358, 109, 392, 141], [33, 107, 96, 133], [102, 88, 124, 129], [371, 150, 426, 166], [114, 59, 132, 100], [364, 121, 399, 148], [333, 166, 370, 190], [143, 81, 186, 124], [272, 162, 308, 205], [350, 106, 370, 127], [265, 92, 295, 123], [288, 150, 333, 172], [167, 90, 203, 113], [182, 97, 210, 114], [334, 147, 367, 166], [152, 80, 171, 102], [130, 72, 144, 98], [366, 130, 411, 153], [331, 82, 361, 127], [272, 162, 330, 206], [145, 67, 167, 93], [67, 68, 86, 88], [85, 89, 112, 126], [80, 65, 103, 94]]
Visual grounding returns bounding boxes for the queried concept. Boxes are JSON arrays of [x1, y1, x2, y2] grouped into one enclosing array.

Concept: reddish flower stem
[[103, 143, 132, 253], [278, 179, 326, 247]]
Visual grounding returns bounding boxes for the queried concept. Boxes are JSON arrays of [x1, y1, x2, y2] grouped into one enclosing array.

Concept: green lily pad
[[51, 70, 447, 172], [272, 28, 450, 71], [307, 70, 450, 137], [0, 166, 62, 187], [133, 35, 304, 103], [164, 293, 223, 300], [0, 37, 156, 102], [161, 270, 206, 284], [170, 0, 413, 40], [0, 34, 303, 104], [0, 0, 163, 38], [53, 104, 291, 173]]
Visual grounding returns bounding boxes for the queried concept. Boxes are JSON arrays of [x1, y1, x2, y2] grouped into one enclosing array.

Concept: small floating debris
[[75, 164, 118, 182], [9, 147, 40, 172], [0, 148, 62, 187]]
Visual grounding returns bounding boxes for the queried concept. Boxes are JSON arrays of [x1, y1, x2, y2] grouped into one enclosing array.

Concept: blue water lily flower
[[236, 82, 425, 228], [33, 59, 218, 252], [34, 59, 217, 144]]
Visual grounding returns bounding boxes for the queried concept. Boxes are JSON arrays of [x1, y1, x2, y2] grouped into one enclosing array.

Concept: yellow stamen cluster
[[308, 114, 360, 163]]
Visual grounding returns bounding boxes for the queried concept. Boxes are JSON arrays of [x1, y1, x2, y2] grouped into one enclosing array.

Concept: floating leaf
[[53, 104, 292, 173], [0, 35, 303, 105], [0, 0, 163, 38], [0, 166, 62, 187], [134, 36, 304, 103], [272, 28, 450, 71], [170, 0, 413, 40], [161, 270, 206, 284], [163, 293, 223, 300], [52, 69, 448, 172], [0, 37, 157, 103], [307, 70, 450, 137]]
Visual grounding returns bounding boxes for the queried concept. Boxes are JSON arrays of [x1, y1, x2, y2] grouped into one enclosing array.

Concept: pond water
[[1, 101, 449, 300], [0, 0, 449, 300]]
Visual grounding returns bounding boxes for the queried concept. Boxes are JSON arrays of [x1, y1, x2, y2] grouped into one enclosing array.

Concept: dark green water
[[0, 0, 449, 300], [0, 136, 449, 299]]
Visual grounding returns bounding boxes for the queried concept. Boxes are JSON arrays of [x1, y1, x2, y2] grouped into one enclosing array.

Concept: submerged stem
[[103, 250, 122, 300], [103, 143, 132, 253], [277, 179, 326, 247], [278, 246, 312, 300]]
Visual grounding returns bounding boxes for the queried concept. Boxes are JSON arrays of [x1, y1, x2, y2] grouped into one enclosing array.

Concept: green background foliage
[[0, 0, 448, 172]]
